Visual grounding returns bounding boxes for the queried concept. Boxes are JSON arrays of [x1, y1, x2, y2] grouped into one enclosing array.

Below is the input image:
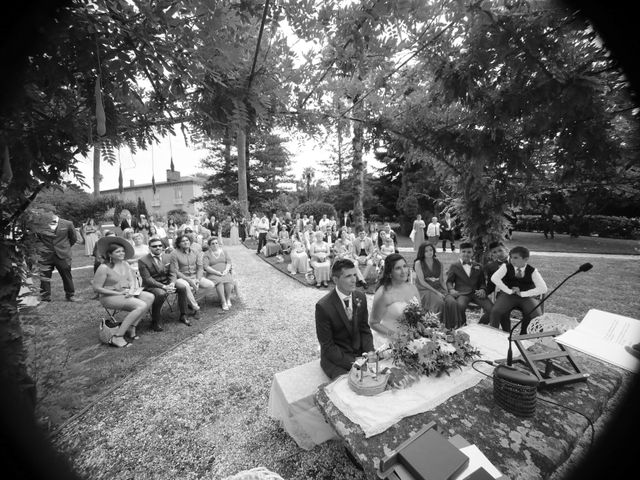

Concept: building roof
[[100, 175, 205, 194]]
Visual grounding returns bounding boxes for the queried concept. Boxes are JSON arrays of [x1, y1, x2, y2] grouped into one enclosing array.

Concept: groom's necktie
[[344, 297, 353, 321]]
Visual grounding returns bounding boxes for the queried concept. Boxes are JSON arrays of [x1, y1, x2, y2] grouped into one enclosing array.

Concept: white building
[[100, 169, 206, 217]]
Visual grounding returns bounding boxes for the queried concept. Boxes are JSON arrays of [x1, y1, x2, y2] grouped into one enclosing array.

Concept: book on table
[[556, 309, 640, 372], [396, 428, 469, 480]]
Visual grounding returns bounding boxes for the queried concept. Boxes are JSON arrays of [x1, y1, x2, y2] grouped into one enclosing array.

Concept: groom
[[315, 259, 374, 379]]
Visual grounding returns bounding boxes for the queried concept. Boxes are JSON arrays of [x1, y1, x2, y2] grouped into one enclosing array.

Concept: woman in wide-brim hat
[[92, 237, 153, 347]]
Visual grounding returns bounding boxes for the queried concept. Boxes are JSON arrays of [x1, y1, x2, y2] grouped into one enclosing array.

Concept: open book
[[556, 309, 640, 372]]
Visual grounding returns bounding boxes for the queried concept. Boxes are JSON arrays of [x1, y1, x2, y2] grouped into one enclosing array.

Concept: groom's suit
[[315, 289, 374, 379]]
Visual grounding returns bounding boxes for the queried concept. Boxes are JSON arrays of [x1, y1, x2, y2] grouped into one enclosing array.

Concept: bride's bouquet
[[387, 299, 480, 388]]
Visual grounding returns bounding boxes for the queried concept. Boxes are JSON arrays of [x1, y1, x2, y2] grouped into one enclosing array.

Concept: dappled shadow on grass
[[20, 266, 235, 432]]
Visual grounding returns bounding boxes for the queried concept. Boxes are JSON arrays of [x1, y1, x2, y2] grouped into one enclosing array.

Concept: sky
[[74, 131, 345, 192]]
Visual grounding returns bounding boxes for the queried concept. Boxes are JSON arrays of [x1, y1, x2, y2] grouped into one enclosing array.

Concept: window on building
[[174, 187, 183, 205], [152, 192, 161, 207]]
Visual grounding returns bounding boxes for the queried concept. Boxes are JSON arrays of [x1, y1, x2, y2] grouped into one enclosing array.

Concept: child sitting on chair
[[489, 246, 548, 334]]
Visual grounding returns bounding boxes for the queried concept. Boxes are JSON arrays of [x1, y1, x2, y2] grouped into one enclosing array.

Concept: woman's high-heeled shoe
[[126, 327, 140, 341], [109, 335, 130, 348]]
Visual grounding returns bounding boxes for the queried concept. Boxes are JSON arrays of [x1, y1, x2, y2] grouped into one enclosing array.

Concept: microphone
[[506, 263, 593, 366]]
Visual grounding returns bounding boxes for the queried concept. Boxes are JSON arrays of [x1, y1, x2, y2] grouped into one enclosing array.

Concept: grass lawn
[[20, 237, 639, 452]]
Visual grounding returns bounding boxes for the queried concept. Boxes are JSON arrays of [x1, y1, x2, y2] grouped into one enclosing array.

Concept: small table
[[316, 349, 625, 479]]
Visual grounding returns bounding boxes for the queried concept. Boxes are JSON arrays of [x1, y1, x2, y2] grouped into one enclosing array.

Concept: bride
[[369, 253, 420, 348]]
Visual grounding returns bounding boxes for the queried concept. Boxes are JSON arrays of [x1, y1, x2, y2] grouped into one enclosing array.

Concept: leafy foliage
[[294, 201, 337, 220]]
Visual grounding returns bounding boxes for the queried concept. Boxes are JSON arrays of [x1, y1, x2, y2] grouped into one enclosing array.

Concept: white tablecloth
[[325, 325, 518, 437]]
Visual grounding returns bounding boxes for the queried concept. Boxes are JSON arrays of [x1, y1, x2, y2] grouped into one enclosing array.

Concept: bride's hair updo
[[376, 253, 406, 291]]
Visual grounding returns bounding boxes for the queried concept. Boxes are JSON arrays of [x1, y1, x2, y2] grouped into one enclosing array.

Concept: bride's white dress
[[372, 298, 417, 349]]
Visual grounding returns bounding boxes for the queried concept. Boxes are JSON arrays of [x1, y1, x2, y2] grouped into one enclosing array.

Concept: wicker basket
[[348, 366, 390, 396], [493, 365, 539, 418]]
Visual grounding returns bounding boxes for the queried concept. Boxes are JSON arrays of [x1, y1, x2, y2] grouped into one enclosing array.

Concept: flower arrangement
[[388, 299, 480, 388]]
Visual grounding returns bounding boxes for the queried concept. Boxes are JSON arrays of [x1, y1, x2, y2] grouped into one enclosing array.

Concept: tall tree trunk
[[237, 129, 249, 218], [92, 140, 101, 197], [223, 127, 232, 164], [337, 121, 343, 186], [351, 99, 365, 229]]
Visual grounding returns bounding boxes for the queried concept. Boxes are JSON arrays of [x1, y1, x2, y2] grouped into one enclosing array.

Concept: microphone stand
[[506, 264, 592, 366]]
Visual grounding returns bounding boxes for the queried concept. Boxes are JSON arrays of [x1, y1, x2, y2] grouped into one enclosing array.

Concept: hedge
[[514, 215, 640, 239]]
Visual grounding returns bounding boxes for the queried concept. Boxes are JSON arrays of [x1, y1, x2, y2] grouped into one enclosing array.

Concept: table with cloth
[[315, 324, 626, 480]]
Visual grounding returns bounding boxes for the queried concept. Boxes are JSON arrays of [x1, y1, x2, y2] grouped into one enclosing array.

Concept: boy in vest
[[489, 246, 548, 334]]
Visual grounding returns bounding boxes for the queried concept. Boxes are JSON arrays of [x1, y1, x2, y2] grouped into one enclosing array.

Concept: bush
[[167, 209, 189, 226], [515, 214, 640, 239], [32, 187, 120, 226], [294, 201, 337, 220]]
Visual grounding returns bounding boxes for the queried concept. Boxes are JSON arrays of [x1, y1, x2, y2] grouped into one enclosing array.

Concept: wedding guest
[[278, 227, 292, 254], [270, 212, 280, 232], [36, 213, 78, 302], [238, 216, 248, 243], [377, 223, 398, 250], [411, 214, 426, 252], [490, 246, 548, 333], [413, 242, 446, 319], [168, 234, 215, 322], [203, 237, 235, 311], [484, 241, 509, 297], [440, 212, 456, 252], [352, 226, 375, 288], [425, 217, 440, 247], [443, 242, 493, 328], [119, 209, 137, 232], [93, 230, 116, 273], [138, 238, 189, 331], [209, 215, 221, 238], [263, 226, 282, 257], [122, 228, 135, 246], [367, 223, 379, 247], [370, 253, 420, 347], [379, 234, 396, 263], [150, 223, 168, 245], [302, 223, 314, 252], [310, 231, 331, 288], [83, 218, 101, 256], [256, 212, 270, 254], [288, 239, 310, 274], [318, 214, 331, 231], [315, 259, 373, 379], [92, 238, 154, 347], [166, 218, 178, 246], [131, 232, 149, 259], [137, 214, 150, 237], [332, 230, 352, 261], [184, 230, 202, 253], [250, 213, 259, 239]]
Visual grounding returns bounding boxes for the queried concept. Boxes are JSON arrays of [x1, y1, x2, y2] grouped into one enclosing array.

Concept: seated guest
[[122, 227, 135, 245], [148, 225, 169, 248], [310, 231, 331, 288], [484, 241, 509, 298], [278, 228, 292, 254], [202, 237, 236, 311], [184, 230, 202, 253], [93, 230, 116, 273], [315, 259, 374, 379], [288, 239, 310, 274], [490, 246, 548, 334], [92, 238, 154, 347], [263, 226, 282, 257], [377, 224, 397, 251], [413, 242, 446, 319], [443, 242, 492, 328], [302, 223, 314, 252], [168, 234, 216, 323], [379, 234, 396, 264], [138, 239, 190, 331], [352, 226, 375, 288], [332, 230, 352, 261], [131, 232, 149, 260]]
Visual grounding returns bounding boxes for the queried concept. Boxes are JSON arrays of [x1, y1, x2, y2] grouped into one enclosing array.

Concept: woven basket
[[493, 365, 539, 418], [348, 366, 390, 396]]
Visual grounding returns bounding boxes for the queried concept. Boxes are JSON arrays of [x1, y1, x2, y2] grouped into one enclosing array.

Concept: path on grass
[[54, 245, 362, 480]]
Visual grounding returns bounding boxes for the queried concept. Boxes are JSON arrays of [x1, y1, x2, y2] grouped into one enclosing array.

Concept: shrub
[[294, 201, 337, 220], [167, 209, 189, 226], [515, 215, 640, 239]]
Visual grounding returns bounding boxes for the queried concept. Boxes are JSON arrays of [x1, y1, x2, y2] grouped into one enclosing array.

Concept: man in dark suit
[[440, 212, 456, 252], [37, 214, 78, 302], [315, 259, 374, 379], [484, 241, 509, 297], [443, 242, 493, 328], [138, 238, 190, 330]]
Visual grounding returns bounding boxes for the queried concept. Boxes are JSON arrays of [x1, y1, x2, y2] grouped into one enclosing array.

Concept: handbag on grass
[[98, 318, 120, 345]]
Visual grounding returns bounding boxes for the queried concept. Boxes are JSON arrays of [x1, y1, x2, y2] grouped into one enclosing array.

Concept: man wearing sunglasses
[[138, 239, 190, 330]]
